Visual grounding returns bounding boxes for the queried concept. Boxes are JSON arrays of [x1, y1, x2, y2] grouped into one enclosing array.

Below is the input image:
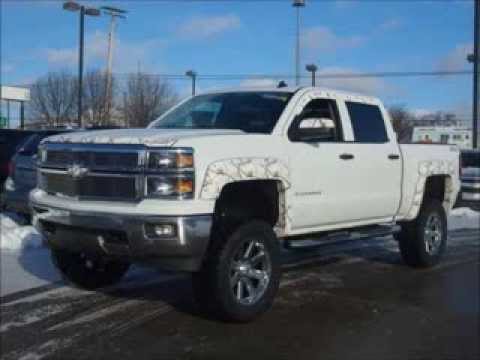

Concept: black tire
[[51, 249, 130, 290], [396, 199, 447, 268], [192, 220, 281, 322]]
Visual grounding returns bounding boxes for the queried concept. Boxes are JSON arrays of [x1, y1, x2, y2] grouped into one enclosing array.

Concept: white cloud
[[239, 78, 278, 88], [177, 14, 241, 40], [43, 31, 164, 72], [438, 43, 473, 71], [316, 66, 390, 95], [302, 26, 366, 52], [379, 18, 402, 32]]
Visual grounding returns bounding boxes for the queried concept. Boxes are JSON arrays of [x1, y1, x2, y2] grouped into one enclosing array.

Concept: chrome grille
[[43, 144, 142, 172]]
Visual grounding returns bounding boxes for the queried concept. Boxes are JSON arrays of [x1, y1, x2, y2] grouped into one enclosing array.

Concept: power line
[[112, 69, 472, 81]]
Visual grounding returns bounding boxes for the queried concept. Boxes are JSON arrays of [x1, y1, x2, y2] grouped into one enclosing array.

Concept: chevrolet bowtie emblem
[[67, 164, 89, 179]]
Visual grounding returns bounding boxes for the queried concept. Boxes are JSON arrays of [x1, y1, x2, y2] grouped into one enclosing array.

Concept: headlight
[[4, 177, 15, 191], [146, 175, 194, 199], [147, 149, 194, 170]]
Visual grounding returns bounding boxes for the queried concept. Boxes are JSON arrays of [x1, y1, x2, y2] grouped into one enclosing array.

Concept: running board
[[283, 224, 401, 250]]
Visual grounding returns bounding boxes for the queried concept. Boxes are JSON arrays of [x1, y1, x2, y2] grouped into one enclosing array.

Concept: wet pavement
[[1, 229, 479, 360]]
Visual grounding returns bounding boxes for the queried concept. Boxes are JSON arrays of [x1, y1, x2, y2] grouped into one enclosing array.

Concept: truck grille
[[39, 171, 139, 200], [44, 145, 141, 172], [38, 144, 143, 201]]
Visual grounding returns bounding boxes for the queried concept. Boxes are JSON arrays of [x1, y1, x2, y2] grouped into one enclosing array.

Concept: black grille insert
[[40, 172, 138, 200]]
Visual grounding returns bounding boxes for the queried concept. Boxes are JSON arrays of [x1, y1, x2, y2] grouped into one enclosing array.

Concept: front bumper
[[31, 204, 212, 272]]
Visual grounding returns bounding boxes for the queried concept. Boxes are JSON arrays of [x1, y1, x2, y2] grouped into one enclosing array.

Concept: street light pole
[[63, 1, 100, 128], [293, 0, 305, 87], [186, 70, 197, 96], [306, 64, 318, 86]]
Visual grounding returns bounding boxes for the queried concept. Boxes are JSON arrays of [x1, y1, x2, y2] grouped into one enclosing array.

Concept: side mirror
[[290, 117, 336, 142]]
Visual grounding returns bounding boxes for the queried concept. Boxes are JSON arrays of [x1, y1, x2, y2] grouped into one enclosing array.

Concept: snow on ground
[[448, 207, 480, 231], [0, 208, 478, 297]]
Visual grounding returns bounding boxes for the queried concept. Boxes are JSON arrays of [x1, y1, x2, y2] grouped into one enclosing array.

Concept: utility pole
[[101, 6, 127, 119], [473, 0, 479, 148], [293, 0, 305, 86]]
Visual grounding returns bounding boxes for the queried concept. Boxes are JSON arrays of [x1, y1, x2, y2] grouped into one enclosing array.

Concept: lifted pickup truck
[[31, 87, 460, 322]]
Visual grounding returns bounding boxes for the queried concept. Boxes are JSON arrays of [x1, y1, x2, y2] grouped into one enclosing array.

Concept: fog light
[[145, 223, 177, 238]]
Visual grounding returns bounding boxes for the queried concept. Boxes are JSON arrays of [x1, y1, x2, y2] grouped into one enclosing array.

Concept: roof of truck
[[201, 86, 379, 103]]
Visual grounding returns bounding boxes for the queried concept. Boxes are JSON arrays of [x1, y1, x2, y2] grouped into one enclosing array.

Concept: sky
[[0, 0, 476, 127]]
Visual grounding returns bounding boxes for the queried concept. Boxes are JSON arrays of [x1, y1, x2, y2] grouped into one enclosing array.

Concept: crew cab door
[[340, 101, 402, 223], [286, 96, 359, 230], [286, 95, 401, 232]]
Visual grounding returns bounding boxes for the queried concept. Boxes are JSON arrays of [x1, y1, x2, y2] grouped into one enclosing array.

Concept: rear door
[[341, 101, 402, 221]]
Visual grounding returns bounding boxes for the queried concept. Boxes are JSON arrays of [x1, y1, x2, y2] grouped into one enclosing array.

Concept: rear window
[[19, 132, 63, 155], [461, 151, 480, 168], [346, 102, 388, 143]]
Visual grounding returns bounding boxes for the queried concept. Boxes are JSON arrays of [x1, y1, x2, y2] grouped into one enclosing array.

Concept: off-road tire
[[192, 220, 281, 322], [51, 249, 130, 290], [396, 199, 447, 268]]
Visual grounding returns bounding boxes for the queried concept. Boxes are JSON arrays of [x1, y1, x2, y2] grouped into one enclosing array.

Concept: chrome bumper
[[31, 204, 212, 272]]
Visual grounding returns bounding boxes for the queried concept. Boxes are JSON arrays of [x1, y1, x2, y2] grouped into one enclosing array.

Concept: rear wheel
[[192, 220, 281, 322], [51, 249, 130, 290], [397, 200, 447, 268]]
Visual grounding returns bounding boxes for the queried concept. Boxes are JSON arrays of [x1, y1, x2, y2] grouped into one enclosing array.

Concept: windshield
[[150, 91, 293, 134]]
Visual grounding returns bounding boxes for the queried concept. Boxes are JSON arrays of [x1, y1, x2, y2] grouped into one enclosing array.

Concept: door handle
[[339, 153, 354, 160], [388, 154, 400, 160]]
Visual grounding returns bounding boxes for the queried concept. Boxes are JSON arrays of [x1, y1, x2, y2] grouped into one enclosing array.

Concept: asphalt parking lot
[[1, 229, 479, 360]]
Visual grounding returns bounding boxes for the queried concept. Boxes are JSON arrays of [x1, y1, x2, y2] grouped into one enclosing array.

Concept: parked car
[[2, 130, 70, 217], [0, 129, 34, 191], [30, 87, 461, 322], [459, 149, 480, 211]]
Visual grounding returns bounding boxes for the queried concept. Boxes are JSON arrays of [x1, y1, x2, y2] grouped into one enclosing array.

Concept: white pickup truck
[[31, 87, 461, 322]]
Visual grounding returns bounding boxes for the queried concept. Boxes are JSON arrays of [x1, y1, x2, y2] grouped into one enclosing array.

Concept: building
[[412, 126, 472, 149], [0, 86, 30, 129]]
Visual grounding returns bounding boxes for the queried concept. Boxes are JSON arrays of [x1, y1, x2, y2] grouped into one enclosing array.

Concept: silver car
[[3, 131, 67, 218], [459, 150, 480, 211]]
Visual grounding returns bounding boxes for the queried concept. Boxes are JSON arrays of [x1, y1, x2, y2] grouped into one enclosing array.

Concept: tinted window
[[151, 92, 293, 134], [18, 131, 64, 156], [346, 102, 388, 143], [295, 99, 343, 142], [461, 151, 480, 168]]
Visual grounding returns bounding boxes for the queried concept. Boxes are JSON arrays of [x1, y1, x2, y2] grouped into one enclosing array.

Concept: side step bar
[[283, 224, 401, 251]]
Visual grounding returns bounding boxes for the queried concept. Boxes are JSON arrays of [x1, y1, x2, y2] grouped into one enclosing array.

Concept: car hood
[[42, 128, 245, 147]]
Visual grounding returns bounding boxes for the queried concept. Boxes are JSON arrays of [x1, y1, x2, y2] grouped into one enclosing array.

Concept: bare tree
[[83, 70, 115, 126], [29, 72, 77, 127], [121, 72, 178, 128], [389, 106, 415, 143]]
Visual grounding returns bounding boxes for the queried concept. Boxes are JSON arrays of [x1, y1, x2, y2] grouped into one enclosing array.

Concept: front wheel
[[51, 249, 130, 290], [396, 199, 447, 268], [192, 220, 281, 322]]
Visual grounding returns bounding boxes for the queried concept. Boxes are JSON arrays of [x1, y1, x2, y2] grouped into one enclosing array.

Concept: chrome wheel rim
[[230, 239, 271, 305], [424, 213, 443, 255]]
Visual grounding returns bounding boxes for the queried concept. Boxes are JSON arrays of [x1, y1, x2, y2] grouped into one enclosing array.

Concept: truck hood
[[42, 128, 245, 147]]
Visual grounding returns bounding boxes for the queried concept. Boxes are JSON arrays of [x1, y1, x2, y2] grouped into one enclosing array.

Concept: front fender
[[199, 157, 291, 200]]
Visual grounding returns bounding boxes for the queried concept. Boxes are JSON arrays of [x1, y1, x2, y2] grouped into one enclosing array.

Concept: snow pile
[[0, 213, 43, 252], [448, 207, 480, 231]]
